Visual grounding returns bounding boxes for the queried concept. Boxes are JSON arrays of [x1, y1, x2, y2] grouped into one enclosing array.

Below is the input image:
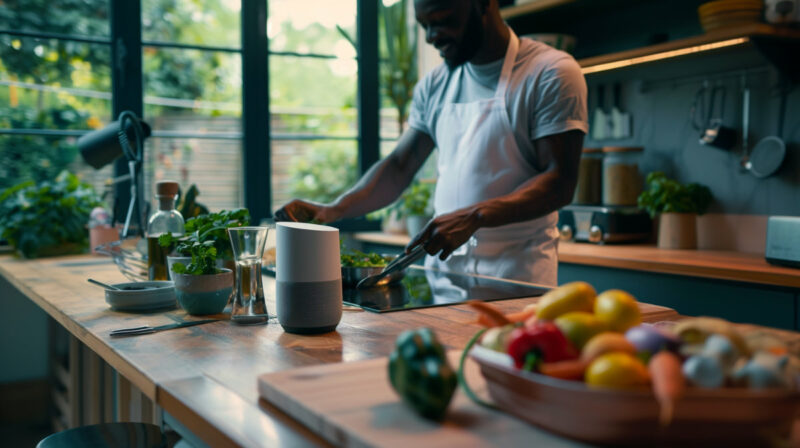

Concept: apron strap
[[495, 27, 519, 100]]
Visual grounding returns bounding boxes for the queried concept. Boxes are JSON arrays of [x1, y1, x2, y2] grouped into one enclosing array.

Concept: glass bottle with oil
[[147, 181, 184, 280]]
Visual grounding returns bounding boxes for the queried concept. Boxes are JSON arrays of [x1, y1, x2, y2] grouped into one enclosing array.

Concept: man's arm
[[275, 127, 436, 223], [407, 129, 584, 259]]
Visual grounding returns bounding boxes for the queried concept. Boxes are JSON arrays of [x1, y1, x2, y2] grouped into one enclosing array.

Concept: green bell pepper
[[388, 328, 457, 421]]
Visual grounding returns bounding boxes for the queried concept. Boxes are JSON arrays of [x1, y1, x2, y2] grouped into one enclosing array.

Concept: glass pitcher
[[228, 226, 270, 325]]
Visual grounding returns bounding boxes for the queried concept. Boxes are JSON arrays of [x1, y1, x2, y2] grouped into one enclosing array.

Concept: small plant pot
[[381, 213, 407, 235], [657, 212, 697, 249], [405, 215, 430, 237], [172, 268, 233, 315]]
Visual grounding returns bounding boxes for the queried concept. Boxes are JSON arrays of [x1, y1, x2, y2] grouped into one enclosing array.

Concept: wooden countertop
[[0, 254, 679, 447], [351, 232, 800, 289]]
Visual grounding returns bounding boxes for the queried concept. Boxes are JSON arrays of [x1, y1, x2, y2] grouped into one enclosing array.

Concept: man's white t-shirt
[[408, 37, 588, 154]]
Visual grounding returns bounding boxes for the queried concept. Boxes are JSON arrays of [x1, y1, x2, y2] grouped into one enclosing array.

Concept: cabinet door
[[559, 264, 798, 330]]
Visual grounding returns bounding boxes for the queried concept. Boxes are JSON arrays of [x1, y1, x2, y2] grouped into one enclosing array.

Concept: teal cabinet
[[559, 264, 798, 330]]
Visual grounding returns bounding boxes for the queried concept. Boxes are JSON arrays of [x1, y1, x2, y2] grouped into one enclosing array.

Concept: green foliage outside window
[[287, 142, 358, 204], [0, 171, 102, 258]]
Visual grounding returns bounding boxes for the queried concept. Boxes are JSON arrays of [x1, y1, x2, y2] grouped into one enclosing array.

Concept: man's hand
[[274, 199, 341, 224], [405, 206, 482, 260]]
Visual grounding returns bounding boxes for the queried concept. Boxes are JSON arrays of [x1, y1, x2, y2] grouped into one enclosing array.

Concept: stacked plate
[[698, 0, 764, 32], [105, 281, 177, 312]]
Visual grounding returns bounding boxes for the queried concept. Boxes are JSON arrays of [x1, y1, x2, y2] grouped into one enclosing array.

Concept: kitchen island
[[0, 253, 686, 447]]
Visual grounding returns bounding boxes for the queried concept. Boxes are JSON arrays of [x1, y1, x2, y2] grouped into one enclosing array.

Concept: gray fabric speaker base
[[276, 279, 342, 334]]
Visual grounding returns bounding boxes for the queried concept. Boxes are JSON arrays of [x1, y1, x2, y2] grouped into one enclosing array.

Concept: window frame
[[0, 0, 381, 229]]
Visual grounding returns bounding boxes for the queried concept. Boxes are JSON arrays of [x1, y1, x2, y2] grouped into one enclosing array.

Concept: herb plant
[[170, 241, 221, 276], [159, 208, 249, 260], [0, 171, 102, 258], [637, 172, 713, 218]]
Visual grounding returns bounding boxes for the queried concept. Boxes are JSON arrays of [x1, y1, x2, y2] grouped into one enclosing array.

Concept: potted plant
[[170, 241, 233, 315], [0, 171, 102, 258], [638, 172, 713, 249], [159, 208, 250, 274], [396, 180, 433, 237]]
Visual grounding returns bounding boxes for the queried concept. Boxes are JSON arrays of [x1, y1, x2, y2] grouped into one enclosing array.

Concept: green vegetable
[[170, 241, 220, 276], [637, 172, 713, 218], [0, 171, 102, 258], [340, 247, 391, 268], [159, 208, 250, 260], [388, 328, 457, 421]]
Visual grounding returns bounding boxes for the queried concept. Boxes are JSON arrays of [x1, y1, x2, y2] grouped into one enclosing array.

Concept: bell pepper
[[388, 328, 457, 421], [506, 322, 578, 370]]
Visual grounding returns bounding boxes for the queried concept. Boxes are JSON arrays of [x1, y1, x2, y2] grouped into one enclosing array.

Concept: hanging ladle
[[740, 79, 786, 178]]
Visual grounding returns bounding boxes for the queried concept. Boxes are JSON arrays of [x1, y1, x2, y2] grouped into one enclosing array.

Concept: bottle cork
[[155, 181, 179, 198]]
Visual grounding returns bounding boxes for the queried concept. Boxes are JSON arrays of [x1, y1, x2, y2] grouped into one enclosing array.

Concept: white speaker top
[[276, 222, 341, 283]]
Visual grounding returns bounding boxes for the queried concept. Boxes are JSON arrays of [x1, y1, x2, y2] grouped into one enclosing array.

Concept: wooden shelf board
[[350, 232, 800, 289], [576, 23, 800, 72], [500, 0, 575, 19]]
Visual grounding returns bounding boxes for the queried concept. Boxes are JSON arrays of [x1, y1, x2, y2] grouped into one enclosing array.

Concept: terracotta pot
[[658, 212, 697, 249]]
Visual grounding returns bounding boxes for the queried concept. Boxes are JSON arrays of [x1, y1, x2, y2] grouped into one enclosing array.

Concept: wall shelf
[[577, 24, 800, 77]]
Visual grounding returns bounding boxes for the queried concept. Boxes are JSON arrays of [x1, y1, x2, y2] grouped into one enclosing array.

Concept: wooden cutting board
[[258, 351, 591, 448]]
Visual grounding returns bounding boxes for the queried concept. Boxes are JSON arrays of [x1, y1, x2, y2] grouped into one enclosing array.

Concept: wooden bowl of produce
[[464, 283, 800, 447], [471, 345, 799, 447]]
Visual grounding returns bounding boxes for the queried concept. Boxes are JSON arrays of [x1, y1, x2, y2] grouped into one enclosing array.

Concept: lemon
[[536, 281, 597, 321], [554, 312, 606, 350], [585, 352, 650, 389], [594, 289, 641, 332]]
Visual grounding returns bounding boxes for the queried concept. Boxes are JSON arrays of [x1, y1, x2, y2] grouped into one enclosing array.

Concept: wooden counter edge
[[159, 375, 330, 448], [0, 258, 158, 400], [351, 232, 800, 289]]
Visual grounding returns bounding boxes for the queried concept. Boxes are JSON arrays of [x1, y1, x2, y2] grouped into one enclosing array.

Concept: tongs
[[356, 245, 426, 289]]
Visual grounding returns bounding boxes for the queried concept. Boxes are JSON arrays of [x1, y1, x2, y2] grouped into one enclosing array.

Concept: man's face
[[415, 0, 484, 68]]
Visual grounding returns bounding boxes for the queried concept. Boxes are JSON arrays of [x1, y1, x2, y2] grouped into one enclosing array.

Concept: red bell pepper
[[506, 322, 578, 370]]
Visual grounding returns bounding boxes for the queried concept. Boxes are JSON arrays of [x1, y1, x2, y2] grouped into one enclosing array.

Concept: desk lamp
[[77, 111, 151, 239]]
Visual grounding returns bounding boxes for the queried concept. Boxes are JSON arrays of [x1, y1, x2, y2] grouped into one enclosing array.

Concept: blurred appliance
[[558, 205, 652, 244], [765, 216, 800, 268], [766, 0, 800, 25]]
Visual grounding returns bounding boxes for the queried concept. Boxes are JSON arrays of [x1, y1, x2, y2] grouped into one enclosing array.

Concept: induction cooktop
[[341, 266, 549, 313]]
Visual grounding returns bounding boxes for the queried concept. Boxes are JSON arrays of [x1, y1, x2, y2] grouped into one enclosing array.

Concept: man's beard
[[445, 8, 484, 69]]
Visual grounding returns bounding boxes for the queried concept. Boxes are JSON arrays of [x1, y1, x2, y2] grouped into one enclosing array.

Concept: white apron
[[425, 29, 559, 286]]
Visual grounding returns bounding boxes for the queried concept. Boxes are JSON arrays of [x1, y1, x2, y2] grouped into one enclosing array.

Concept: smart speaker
[[276, 222, 342, 334]]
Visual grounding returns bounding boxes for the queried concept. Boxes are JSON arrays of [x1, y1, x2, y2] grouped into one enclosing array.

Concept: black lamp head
[[78, 113, 151, 169]]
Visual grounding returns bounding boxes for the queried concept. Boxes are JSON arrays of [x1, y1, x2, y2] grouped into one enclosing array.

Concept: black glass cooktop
[[341, 266, 549, 313]]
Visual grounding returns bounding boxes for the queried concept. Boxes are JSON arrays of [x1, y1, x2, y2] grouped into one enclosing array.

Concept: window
[[141, 0, 243, 212], [0, 0, 113, 194], [267, 0, 359, 211]]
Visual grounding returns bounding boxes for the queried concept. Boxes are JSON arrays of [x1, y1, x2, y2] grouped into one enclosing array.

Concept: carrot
[[467, 300, 511, 327], [648, 351, 685, 426], [504, 308, 536, 324], [539, 359, 589, 381]]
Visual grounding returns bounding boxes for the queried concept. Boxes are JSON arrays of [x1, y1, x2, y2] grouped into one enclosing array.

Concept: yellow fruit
[[586, 352, 650, 389], [554, 312, 606, 350], [536, 281, 597, 321], [594, 289, 641, 332], [581, 332, 637, 362]]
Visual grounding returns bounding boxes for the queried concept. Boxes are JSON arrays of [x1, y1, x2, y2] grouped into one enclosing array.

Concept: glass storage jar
[[572, 148, 603, 205], [602, 146, 643, 206]]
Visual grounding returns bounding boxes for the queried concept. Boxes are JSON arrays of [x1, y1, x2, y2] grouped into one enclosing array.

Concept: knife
[[357, 245, 426, 289], [110, 318, 220, 337]]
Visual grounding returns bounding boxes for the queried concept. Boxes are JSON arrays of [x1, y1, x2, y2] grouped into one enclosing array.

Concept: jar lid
[[603, 146, 644, 153], [582, 147, 603, 154], [155, 181, 179, 197]]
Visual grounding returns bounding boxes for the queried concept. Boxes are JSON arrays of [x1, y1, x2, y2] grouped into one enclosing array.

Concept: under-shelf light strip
[[581, 37, 749, 74]]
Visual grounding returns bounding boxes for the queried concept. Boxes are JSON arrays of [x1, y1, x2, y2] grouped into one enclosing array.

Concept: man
[[275, 0, 587, 286]]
